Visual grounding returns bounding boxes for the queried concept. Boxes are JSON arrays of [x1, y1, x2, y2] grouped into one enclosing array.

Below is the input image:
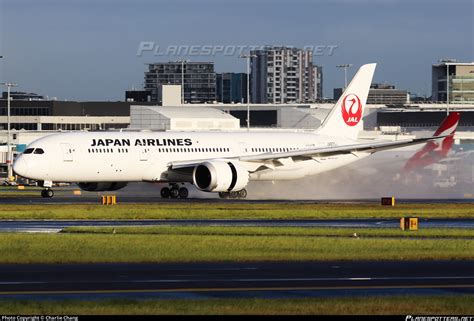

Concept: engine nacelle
[[77, 182, 128, 192], [192, 160, 249, 192]]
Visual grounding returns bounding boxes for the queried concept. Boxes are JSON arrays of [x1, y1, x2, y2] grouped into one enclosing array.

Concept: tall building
[[144, 62, 216, 104], [313, 65, 323, 100], [250, 46, 320, 103], [432, 60, 474, 103], [216, 73, 248, 103]]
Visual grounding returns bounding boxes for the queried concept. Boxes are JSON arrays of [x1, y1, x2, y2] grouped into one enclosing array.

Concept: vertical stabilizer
[[404, 112, 461, 171], [317, 63, 376, 140]]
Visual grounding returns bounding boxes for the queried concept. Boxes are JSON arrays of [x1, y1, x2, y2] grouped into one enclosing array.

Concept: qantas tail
[[317, 63, 376, 140], [404, 112, 461, 171]]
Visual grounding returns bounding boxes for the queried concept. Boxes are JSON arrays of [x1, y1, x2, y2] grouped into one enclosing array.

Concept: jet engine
[[77, 182, 128, 192], [192, 160, 249, 192]]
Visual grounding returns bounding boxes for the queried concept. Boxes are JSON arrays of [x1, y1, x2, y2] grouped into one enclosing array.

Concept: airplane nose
[[13, 157, 28, 177]]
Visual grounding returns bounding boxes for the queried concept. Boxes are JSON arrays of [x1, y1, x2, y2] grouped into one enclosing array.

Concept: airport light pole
[[1, 82, 18, 181], [336, 64, 353, 89], [239, 54, 256, 131], [446, 62, 452, 115], [176, 59, 188, 105]]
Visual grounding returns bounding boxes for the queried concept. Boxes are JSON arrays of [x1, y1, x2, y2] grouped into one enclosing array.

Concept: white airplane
[[12, 63, 452, 199]]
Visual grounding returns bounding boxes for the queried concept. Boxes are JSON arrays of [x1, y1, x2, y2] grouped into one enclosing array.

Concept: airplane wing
[[169, 135, 447, 170], [170, 112, 459, 172]]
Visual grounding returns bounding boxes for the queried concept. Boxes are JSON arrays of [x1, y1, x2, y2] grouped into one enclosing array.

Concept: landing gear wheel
[[170, 188, 179, 199], [219, 192, 229, 199], [178, 187, 189, 199], [229, 191, 239, 199], [237, 189, 247, 199], [160, 187, 170, 198], [41, 189, 54, 198]]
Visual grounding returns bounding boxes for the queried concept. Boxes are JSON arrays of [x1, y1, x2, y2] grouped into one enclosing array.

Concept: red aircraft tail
[[403, 112, 461, 171]]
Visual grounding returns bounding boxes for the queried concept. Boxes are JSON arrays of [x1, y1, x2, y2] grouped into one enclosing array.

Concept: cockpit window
[[33, 148, 44, 154], [23, 148, 34, 154]]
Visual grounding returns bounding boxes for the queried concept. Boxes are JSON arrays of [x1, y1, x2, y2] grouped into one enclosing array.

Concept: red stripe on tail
[[404, 112, 460, 171]]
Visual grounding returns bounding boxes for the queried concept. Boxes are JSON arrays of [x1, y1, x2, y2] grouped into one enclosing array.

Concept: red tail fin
[[404, 112, 461, 171]]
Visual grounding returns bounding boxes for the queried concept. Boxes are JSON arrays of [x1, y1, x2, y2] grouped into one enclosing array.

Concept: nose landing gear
[[41, 189, 54, 198], [38, 180, 54, 198]]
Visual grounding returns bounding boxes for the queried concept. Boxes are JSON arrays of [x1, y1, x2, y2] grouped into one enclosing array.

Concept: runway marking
[[120, 276, 474, 283], [0, 282, 47, 285], [1, 276, 473, 284], [0, 229, 62, 234], [0, 284, 472, 296]]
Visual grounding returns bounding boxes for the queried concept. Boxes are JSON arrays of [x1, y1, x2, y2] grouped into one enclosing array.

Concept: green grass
[[1, 296, 473, 315], [0, 202, 473, 219], [0, 226, 472, 263], [64, 226, 474, 239]]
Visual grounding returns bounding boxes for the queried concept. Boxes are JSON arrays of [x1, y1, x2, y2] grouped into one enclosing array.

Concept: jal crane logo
[[341, 94, 362, 126]]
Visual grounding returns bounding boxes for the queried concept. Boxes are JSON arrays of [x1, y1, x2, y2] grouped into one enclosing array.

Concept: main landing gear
[[218, 189, 247, 199], [160, 184, 189, 199], [41, 189, 54, 198]]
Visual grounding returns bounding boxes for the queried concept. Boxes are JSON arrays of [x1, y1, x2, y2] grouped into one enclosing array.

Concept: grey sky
[[0, 0, 472, 100]]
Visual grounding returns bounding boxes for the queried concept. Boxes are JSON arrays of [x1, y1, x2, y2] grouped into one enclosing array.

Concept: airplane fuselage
[[14, 131, 367, 183]]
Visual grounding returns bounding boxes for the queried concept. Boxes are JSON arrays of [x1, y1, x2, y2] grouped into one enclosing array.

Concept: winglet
[[404, 112, 461, 171]]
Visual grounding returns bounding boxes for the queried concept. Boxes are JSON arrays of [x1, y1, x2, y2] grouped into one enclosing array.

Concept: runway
[[1, 218, 474, 233], [1, 192, 473, 205], [0, 261, 472, 300]]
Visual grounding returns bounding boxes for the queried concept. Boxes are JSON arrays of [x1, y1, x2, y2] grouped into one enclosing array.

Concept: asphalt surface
[[1, 192, 474, 205], [0, 261, 472, 300], [1, 218, 474, 233]]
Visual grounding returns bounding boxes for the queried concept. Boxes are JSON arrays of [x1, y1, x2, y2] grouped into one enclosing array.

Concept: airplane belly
[[48, 156, 141, 182]]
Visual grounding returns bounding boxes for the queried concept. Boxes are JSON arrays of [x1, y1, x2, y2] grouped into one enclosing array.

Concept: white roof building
[[130, 106, 240, 131]]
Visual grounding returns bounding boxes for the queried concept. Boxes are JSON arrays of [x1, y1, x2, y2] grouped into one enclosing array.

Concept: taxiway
[[0, 261, 472, 300]]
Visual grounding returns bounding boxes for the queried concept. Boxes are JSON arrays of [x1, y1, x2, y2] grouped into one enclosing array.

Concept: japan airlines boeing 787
[[12, 63, 458, 199]]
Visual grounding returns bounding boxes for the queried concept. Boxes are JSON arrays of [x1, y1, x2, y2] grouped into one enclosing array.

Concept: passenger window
[[34, 148, 44, 154], [23, 148, 34, 154]]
